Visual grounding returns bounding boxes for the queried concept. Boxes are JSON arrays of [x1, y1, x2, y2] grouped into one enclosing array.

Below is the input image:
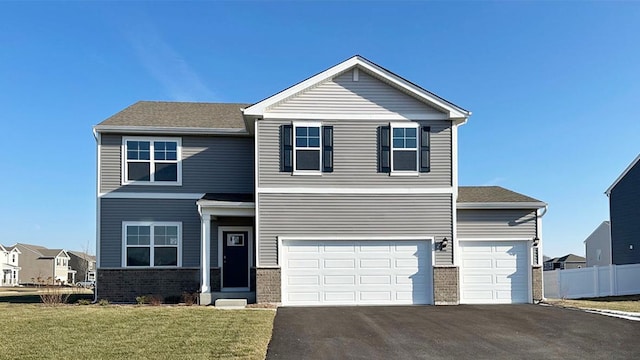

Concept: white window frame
[[122, 137, 182, 186], [121, 221, 182, 268], [390, 122, 420, 176], [292, 121, 323, 175]]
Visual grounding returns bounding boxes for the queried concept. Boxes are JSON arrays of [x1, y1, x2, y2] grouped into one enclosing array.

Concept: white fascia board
[[99, 192, 205, 199], [262, 113, 449, 121], [244, 56, 471, 120], [605, 153, 640, 195], [457, 202, 547, 210], [94, 125, 250, 136], [196, 200, 255, 208]]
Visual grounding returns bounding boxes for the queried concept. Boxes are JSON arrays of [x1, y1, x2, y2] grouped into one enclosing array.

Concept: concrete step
[[215, 298, 247, 308]]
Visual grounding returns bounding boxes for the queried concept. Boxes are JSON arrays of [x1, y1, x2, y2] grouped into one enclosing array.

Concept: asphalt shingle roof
[[97, 101, 251, 129], [458, 186, 543, 203]]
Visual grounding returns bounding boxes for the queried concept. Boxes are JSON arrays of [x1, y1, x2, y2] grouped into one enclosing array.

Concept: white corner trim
[[94, 125, 249, 136], [99, 192, 205, 199], [457, 202, 547, 209], [256, 187, 454, 194], [254, 118, 261, 268], [605, 153, 640, 195]]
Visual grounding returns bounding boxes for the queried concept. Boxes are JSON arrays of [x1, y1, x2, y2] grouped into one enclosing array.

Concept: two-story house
[[68, 251, 96, 284], [1, 244, 21, 286], [94, 56, 546, 305], [605, 154, 640, 265], [13, 243, 72, 285]]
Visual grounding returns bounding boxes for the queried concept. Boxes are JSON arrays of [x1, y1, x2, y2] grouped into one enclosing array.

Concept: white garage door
[[460, 241, 530, 304], [281, 240, 432, 306]]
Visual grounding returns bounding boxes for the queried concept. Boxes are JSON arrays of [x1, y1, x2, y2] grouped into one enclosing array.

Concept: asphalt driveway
[[266, 305, 640, 360]]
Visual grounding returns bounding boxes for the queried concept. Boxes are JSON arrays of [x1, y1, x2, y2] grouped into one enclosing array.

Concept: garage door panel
[[460, 241, 529, 304], [283, 240, 432, 306]]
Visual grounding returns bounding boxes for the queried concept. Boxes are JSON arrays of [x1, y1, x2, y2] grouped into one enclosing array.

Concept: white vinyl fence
[[544, 263, 640, 299]]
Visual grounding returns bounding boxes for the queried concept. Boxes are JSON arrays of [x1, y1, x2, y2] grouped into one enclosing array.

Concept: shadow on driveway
[[266, 305, 640, 360]]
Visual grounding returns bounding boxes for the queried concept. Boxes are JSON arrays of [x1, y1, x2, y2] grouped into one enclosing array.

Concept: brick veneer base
[[532, 265, 543, 302], [97, 268, 203, 303], [433, 266, 459, 305], [256, 267, 281, 303]]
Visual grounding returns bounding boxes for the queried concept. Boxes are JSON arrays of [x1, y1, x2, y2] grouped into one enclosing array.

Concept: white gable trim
[[605, 153, 640, 195], [243, 56, 470, 120]]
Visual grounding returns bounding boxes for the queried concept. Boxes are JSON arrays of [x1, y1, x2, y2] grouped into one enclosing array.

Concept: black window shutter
[[379, 126, 391, 173], [280, 124, 293, 172], [420, 126, 430, 173], [322, 126, 333, 172]]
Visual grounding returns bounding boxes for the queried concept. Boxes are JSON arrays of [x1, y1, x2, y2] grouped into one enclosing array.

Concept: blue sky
[[0, 2, 638, 257]]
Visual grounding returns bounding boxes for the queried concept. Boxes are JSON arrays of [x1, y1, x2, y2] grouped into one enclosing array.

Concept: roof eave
[[605, 153, 640, 196], [94, 125, 250, 136], [457, 202, 547, 210]]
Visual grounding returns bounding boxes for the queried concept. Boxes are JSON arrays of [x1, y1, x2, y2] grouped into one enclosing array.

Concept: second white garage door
[[459, 241, 530, 304], [281, 240, 432, 306]]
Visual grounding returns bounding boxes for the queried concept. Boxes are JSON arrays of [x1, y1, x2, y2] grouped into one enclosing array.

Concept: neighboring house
[[13, 243, 72, 285], [584, 221, 611, 267], [1, 245, 21, 286], [605, 154, 640, 265], [68, 251, 96, 284], [94, 55, 547, 306], [543, 254, 586, 271]]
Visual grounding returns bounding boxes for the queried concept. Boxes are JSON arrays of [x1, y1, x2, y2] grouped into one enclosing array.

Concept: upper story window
[[11, 254, 15, 263], [380, 123, 430, 175], [123, 137, 182, 185], [281, 123, 333, 175], [123, 222, 181, 267]]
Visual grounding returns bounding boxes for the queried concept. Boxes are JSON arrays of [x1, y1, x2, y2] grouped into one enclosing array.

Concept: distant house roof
[[457, 186, 546, 209], [605, 153, 640, 195], [15, 243, 68, 259], [68, 251, 96, 262], [545, 254, 586, 264], [94, 101, 251, 134]]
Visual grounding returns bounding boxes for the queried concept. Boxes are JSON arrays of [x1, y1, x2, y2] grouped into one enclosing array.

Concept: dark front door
[[222, 231, 249, 288]]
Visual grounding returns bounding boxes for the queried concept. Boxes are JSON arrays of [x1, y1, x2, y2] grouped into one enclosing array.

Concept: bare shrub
[[182, 292, 198, 306], [148, 295, 163, 306], [39, 286, 70, 306]]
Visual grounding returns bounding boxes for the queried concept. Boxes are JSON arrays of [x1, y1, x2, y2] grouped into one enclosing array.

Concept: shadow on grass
[[579, 295, 640, 302], [0, 293, 94, 304]]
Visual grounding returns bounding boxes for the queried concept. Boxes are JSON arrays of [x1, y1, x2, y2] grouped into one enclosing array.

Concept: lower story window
[[123, 222, 181, 267]]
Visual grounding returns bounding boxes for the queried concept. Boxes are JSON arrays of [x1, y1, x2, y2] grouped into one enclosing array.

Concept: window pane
[[166, 142, 177, 151], [139, 226, 150, 235], [296, 137, 307, 147], [155, 150, 166, 161], [127, 150, 138, 160], [393, 139, 404, 148], [139, 142, 150, 151], [308, 127, 319, 136], [166, 151, 177, 161], [139, 235, 150, 245], [155, 163, 178, 181], [154, 248, 177, 266], [393, 128, 404, 137], [127, 248, 150, 266], [167, 226, 178, 236], [155, 142, 166, 151], [308, 137, 320, 147], [139, 150, 150, 161], [406, 128, 417, 138], [406, 139, 417, 148], [393, 150, 417, 171], [296, 149, 320, 171], [128, 163, 150, 181], [296, 127, 307, 136]]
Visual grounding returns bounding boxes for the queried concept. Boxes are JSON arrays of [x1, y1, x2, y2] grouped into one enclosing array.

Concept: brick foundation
[[433, 266, 459, 305], [97, 268, 200, 303], [532, 265, 543, 302], [256, 267, 281, 303]]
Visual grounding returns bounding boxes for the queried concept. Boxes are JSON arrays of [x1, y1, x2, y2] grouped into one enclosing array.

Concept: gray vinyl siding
[[258, 193, 453, 266], [100, 134, 254, 194], [457, 209, 537, 239], [585, 222, 611, 267], [99, 198, 201, 268], [269, 69, 444, 117], [609, 161, 640, 265], [258, 120, 451, 187], [457, 209, 539, 264]]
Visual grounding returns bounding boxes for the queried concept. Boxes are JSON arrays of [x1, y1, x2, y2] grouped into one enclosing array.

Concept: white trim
[[100, 192, 205, 199], [121, 136, 183, 186], [605, 153, 640, 195], [254, 118, 261, 268], [257, 187, 454, 194], [121, 221, 182, 268], [96, 132, 101, 273], [199, 212, 211, 293], [218, 226, 253, 291], [452, 124, 459, 267], [457, 202, 547, 209], [292, 121, 323, 175], [389, 122, 420, 174], [95, 125, 249, 136], [262, 113, 449, 121], [243, 56, 470, 119]]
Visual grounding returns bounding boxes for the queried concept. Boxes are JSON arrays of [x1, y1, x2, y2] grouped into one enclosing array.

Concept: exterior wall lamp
[[532, 237, 540, 247], [441, 237, 448, 249]]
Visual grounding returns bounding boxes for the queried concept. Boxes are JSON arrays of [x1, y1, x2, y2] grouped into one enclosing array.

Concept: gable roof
[[15, 243, 68, 259], [545, 254, 586, 264], [68, 251, 96, 262], [457, 186, 546, 209], [94, 101, 251, 135], [243, 55, 471, 120], [605, 153, 640, 195]]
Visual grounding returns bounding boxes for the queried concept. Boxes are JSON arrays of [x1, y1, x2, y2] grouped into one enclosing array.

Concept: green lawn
[[546, 295, 640, 313], [0, 303, 275, 360]]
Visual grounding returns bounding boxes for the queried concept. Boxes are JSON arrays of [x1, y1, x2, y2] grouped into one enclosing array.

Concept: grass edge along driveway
[[0, 303, 275, 360]]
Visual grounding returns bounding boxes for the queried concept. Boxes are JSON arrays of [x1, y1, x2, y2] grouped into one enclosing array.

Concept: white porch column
[[201, 212, 211, 294]]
